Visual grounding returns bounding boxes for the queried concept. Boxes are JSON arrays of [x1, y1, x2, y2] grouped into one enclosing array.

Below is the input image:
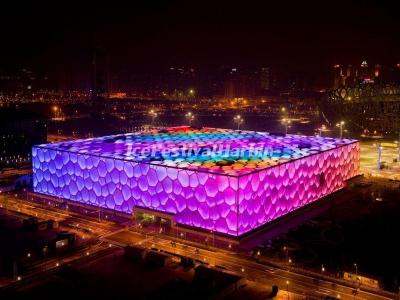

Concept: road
[[0, 194, 123, 289], [0, 194, 121, 237], [103, 229, 395, 300], [0, 241, 115, 290], [1, 193, 396, 300]]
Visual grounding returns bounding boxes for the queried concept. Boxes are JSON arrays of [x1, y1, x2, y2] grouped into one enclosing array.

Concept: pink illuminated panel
[[237, 142, 359, 235]]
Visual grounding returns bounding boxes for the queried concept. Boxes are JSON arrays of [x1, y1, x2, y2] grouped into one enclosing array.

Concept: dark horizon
[[1, 0, 400, 89]]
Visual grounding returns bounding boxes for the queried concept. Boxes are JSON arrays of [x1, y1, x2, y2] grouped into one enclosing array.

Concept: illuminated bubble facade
[[32, 126, 359, 236]]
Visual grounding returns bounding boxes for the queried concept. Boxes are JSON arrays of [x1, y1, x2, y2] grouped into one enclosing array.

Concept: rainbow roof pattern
[[37, 126, 357, 177]]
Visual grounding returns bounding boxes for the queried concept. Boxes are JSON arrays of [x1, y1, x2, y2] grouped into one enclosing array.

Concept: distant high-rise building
[[224, 80, 235, 99], [344, 65, 357, 86], [260, 67, 270, 91], [92, 46, 109, 100], [360, 60, 370, 80], [374, 64, 382, 81], [333, 64, 342, 89], [0, 68, 47, 93], [332, 61, 386, 88], [91, 44, 109, 116], [0, 108, 47, 169], [224, 75, 255, 99]]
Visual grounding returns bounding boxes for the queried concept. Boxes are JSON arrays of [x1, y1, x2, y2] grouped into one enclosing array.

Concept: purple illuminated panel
[[237, 143, 359, 234], [32, 127, 359, 236]]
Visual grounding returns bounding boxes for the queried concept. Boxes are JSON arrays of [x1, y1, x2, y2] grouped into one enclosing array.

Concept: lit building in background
[[32, 126, 359, 236], [332, 64, 342, 89], [1, 108, 47, 169], [331, 60, 389, 88], [260, 67, 271, 91], [223, 67, 257, 100]]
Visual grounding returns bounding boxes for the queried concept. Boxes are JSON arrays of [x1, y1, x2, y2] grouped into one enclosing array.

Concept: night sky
[[1, 0, 399, 84]]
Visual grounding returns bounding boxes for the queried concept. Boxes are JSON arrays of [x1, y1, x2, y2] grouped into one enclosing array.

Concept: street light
[[286, 280, 290, 300], [398, 133, 400, 162], [210, 229, 215, 248], [282, 118, 291, 135], [234, 114, 243, 130], [377, 143, 382, 170], [52, 105, 58, 119], [321, 265, 325, 272], [318, 124, 327, 137], [149, 109, 158, 125], [353, 263, 358, 276], [336, 121, 345, 138], [185, 111, 195, 125]]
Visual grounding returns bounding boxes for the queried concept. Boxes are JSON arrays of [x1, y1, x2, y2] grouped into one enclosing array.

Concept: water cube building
[[32, 126, 359, 236]]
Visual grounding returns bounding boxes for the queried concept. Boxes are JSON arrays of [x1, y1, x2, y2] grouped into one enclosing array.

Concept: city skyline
[[1, 1, 400, 91]]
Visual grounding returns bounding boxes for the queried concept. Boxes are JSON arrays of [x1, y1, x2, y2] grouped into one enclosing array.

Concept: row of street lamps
[[149, 109, 246, 130], [148, 108, 347, 138], [317, 121, 346, 138]]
